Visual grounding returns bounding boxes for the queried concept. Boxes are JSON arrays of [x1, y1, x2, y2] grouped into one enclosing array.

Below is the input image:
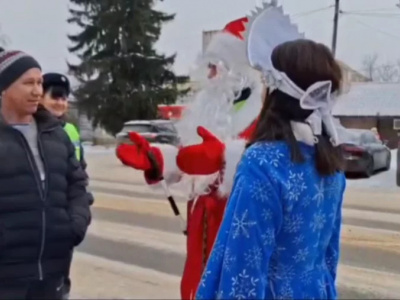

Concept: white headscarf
[[245, 3, 343, 145]]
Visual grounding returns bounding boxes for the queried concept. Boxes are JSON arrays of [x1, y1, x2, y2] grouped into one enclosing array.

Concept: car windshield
[[122, 124, 152, 133], [156, 123, 176, 133]]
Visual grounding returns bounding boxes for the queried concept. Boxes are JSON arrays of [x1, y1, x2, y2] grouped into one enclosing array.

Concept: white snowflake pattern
[[244, 145, 264, 162], [312, 181, 325, 206], [265, 147, 285, 167], [262, 209, 273, 221], [262, 228, 275, 246], [215, 290, 224, 300], [324, 176, 342, 199], [223, 248, 237, 272], [276, 280, 294, 300], [283, 214, 304, 233], [310, 210, 327, 232], [232, 210, 257, 239], [300, 269, 313, 285], [210, 242, 224, 262], [244, 246, 263, 269], [318, 279, 327, 298], [292, 247, 309, 263], [292, 234, 304, 245], [250, 180, 274, 203], [229, 269, 259, 300], [269, 263, 295, 281], [246, 144, 285, 168], [286, 171, 307, 202], [285, 202, 294, 213], [199, 270, 211, 287]]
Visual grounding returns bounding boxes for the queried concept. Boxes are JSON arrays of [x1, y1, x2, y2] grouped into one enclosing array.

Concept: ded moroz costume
[[116, 14, 266, 299]]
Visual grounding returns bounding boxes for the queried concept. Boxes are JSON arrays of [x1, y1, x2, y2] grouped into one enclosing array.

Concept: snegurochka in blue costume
[[196, 4, 348, 300]]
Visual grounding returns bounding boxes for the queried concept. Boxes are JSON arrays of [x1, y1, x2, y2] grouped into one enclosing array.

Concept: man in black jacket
[[0, 50, 92, 298]]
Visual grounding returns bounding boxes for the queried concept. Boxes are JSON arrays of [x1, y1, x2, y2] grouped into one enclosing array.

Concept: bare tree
[[361, 53, 400, 83], [376, 63, 399, 83], [361, 53, 378, 81]]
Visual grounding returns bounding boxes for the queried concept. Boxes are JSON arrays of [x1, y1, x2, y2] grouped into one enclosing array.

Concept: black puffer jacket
[[0, 106, 92, 282]]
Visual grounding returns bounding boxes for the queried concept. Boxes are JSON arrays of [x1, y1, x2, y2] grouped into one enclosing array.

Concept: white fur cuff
[[218, 139, 247, 196]]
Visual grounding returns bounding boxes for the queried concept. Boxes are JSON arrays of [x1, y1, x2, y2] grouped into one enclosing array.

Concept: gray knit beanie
[[0, 49, 41, 92]]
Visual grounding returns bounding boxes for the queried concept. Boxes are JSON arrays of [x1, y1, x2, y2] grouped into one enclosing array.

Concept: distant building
[[333, 83, 400, 149], [337, 61, 369, 88]]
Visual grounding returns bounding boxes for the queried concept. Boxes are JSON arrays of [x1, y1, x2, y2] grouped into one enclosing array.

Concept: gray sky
[[1, 0, 399, 75]]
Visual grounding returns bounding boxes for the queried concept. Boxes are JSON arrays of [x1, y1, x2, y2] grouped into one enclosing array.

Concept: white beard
[[175, 63, 249, 146], [172, 63, 251, 199]]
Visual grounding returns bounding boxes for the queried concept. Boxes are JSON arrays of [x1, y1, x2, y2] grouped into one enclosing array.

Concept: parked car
[[341, 129, 391, 177], [116, 120, 180, 147]]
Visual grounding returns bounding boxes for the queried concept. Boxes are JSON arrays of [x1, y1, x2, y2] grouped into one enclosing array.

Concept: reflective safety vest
[[64, 122, 81, 161]]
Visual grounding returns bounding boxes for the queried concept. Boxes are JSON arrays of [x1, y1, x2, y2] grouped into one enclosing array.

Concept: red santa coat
[[180, 119, 257, 300]]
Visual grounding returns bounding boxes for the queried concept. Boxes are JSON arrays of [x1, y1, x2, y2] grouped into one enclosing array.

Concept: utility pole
[[331, 0, 340, 57]]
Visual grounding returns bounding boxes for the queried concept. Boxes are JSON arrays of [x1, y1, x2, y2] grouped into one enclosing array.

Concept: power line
[[292, 5, 334, 18], [342, 11, 400, 17], [345, 15, 400, 41], [344, 7, 397, 13]]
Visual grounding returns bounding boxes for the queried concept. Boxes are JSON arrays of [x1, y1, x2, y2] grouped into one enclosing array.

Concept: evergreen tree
[[67, 0, 186, 134]]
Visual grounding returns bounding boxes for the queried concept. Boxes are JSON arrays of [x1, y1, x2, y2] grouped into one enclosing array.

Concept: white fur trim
[[204, 32, 248, 68], [218, 139, 247, 196], [151, 143, 182, 185]]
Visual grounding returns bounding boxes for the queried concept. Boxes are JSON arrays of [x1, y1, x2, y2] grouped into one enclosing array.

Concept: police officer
[[42, 73, 84, 165], [41, 72, 91, 299]]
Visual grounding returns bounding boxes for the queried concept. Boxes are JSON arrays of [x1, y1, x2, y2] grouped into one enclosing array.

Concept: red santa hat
[[203, 17, 249, 68], [223, 17, 248, 40]]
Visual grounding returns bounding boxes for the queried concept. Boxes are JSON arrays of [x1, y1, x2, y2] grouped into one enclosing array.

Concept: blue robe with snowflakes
[[196, 141, 346, 300]]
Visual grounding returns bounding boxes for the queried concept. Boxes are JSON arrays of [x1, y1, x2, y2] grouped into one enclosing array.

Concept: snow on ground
[[346, 150, 399, 192]]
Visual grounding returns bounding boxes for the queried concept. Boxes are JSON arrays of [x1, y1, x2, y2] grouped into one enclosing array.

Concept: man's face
[[41, 87, 69, 118], [2, 68, 43, 115], [207, 64, 218, 79]]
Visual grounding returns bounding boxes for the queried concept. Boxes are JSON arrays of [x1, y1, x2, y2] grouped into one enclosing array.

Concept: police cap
[[42, 73, 71, 96]]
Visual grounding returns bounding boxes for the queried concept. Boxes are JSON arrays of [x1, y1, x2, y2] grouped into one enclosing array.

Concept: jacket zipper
[[15, 129, 50, 280], [37, 133, 49, 281]]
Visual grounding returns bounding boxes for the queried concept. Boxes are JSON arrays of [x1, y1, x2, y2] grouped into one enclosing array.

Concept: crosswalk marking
[[71, 187, 400, 299], [93, 192, 187, 218], [88, 217, 400, 256], [343, 207, 400, 225], [89, 219, 186, 255], [78, 214, 400, 298], [338, 265, 400, 298]]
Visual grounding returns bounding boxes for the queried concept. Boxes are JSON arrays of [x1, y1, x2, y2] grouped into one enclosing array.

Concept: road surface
[[68, 149, 400, 299]]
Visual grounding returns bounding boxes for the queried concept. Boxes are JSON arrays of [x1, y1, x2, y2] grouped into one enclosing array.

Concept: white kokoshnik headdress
[[244, 2, 340, 146]]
